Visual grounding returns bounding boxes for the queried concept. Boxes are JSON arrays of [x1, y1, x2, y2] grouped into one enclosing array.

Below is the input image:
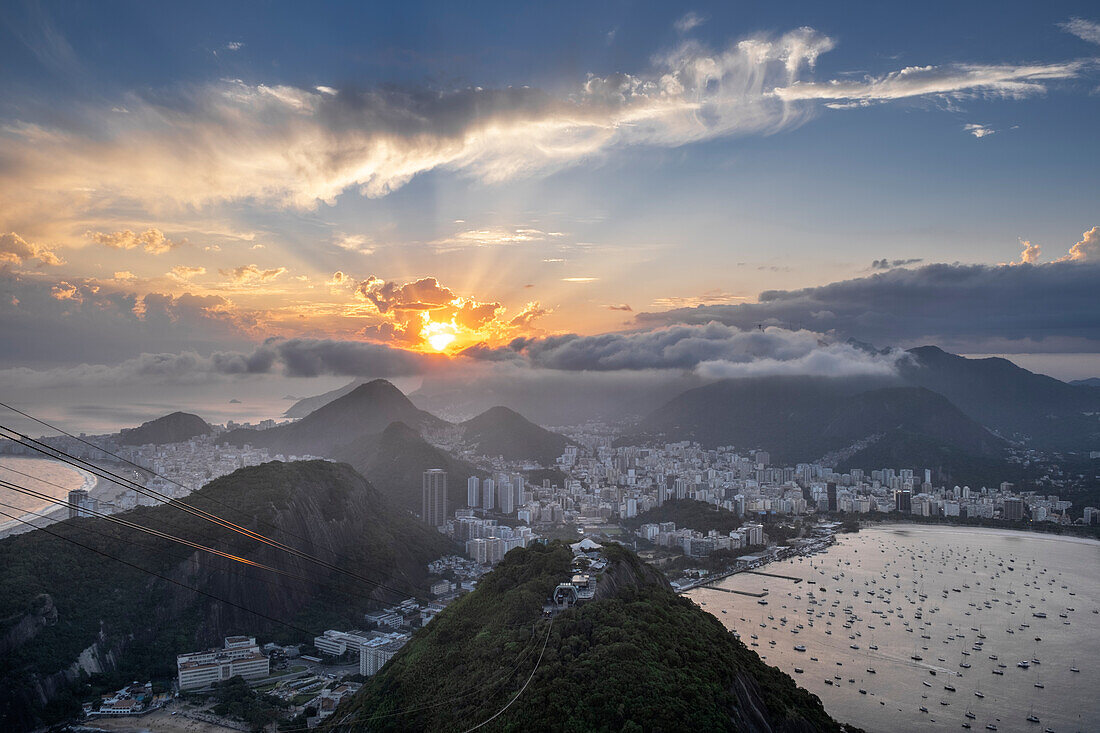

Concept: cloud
[[0, 27, 838, 217], [636, 230, 1100, 352], [0, 337, 443, 387], [225, 41, 244, 51], [0, 271, 257, 367], [358, 276, 457, 313], [607, 303, 633, 311], [483, 322, 904, 377], [1056, 225, 1100, 262], [88, 228, 180, 254], [773, 61, 1084, 107], [964, 123, 995, 138], [870, 257, 922, 270], [675, 12, 706, 34], [353, 275, 547, 351], [0, 232, 62, 265], [218, 264, 288, 283], [651, 289, 747, 308], [431, 227, 561, 249], [1013, 240, 1041, 265], [1060, 18, 1100, 45], [169, 265, 206, 281], [333, 233, 374, 254], [562, 277, 597, 282]]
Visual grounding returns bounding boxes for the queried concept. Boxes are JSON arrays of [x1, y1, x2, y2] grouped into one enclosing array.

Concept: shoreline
[[0, 456, 100, 538]]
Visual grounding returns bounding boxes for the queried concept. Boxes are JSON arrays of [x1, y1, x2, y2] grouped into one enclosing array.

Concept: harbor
[[688, 525, 1100, 733]]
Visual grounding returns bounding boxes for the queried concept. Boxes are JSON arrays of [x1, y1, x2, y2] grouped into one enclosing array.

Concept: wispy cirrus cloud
[[773, 61, 1086, 108], [0, 27, 836, 224], [1060, 18, 1100, 45]]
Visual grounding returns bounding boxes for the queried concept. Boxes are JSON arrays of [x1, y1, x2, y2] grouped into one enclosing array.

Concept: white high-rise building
[[482, 478, 495, 510], [499, 481, 514, 514], [467, 476, 480, 507]]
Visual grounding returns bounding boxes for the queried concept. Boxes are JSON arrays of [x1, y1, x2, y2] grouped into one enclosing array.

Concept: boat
[[944, 684, 956, 691], [992, 669, 1003, 675], [1018, 661, 1031, 668], [974, 691, 985, 698], [920, 706, 929, 713], [794, 667, 804, 674], [1027, 714, 1040, 723], [794, 645, 806, 652], [965, 711, 976, 720]]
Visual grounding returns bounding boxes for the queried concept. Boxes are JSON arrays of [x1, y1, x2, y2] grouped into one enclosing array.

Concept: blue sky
[[0, 0, 1098, 428]]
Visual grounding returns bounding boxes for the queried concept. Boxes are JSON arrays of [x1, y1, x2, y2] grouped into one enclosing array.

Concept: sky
[[1, 1, 1098, 430]]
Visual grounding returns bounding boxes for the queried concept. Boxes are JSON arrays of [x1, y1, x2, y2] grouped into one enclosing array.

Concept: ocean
[[689, 524, 1100, 733]]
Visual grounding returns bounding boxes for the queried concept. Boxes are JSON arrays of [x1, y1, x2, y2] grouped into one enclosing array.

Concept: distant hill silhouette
[[900, 346, 1100, 450], [459, 406, 571, 465], [283, 379, 368, 418], [1069, 377, 1100, 388], [631, 377, 1004, 475], [222, 379, 446, 457], [119, 411, 211, 446], [333, 421, 485, 514]]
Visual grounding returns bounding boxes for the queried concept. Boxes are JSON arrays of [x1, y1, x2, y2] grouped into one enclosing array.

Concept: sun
[[427, 332, 456, 351]]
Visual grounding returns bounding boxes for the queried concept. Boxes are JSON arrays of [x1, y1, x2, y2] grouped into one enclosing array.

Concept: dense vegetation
[[0, 460, 454, 727], [329, 542, 852, 732], [624, 498, 743, 534], [208, 675, 289, 730]]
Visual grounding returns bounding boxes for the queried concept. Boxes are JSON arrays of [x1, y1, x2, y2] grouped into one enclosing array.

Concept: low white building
[[177, 636, 269, 690]]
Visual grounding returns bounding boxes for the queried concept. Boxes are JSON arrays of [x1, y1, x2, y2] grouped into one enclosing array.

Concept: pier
[[704, 587, 768, 597], [744, 571, 803, 583]]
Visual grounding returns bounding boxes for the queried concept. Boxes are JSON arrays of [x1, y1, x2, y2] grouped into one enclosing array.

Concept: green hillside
[[0, 460, 454, 727], [328, 542, 852, 732]]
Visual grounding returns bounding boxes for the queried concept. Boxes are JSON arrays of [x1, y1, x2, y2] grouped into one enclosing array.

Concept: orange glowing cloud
[[352, 274, 547, 352]]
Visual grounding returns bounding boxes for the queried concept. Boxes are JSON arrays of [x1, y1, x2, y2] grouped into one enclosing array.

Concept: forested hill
[[120, 411, 211, 445], [0, 460, 454, 728], [328, 542, 854, 733]]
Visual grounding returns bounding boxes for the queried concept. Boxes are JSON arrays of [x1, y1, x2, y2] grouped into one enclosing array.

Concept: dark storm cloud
[[634, 260, 1100, 352]]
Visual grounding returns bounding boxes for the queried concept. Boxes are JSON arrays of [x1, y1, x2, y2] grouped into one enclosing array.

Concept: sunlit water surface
[[689, 524, 1100, 733]]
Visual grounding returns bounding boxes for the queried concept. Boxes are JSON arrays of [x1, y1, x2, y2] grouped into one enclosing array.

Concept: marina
[[688, 525, 1100, 732]]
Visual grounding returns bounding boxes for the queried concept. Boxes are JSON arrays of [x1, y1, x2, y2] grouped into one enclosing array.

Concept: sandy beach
[[0, 455, 98, 536]]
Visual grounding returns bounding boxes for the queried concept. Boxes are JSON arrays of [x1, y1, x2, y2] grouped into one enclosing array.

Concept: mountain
[[632, 378, 1004, 474], [0, 460, 454, 727], [222, 379, 448, 457], [284, 379, 368, 419], [333, 422, 485, 515], [900, 346, 1100, 450], [329, 542, 849, 732], [459, 406, 571, 465], [119, 411, 211, 446], [1069, 377, 1100, 388]]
